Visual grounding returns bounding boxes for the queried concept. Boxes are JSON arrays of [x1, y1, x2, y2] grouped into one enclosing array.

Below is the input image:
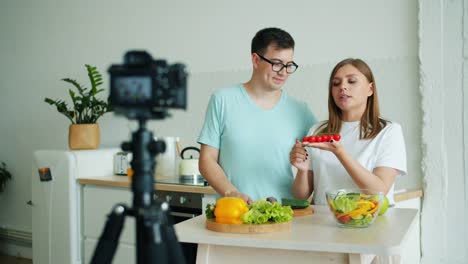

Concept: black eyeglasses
[[255, 53, 298, 74]]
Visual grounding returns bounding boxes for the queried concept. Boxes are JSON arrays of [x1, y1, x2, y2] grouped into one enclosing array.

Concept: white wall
[[419, 1, 468, 263], [0, 0, 422, 258]]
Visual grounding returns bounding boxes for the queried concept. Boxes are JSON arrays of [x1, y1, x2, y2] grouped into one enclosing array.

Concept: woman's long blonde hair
[[317, 58, 387, 139]]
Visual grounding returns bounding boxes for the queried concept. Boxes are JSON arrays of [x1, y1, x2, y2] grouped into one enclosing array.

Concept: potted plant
[[45, 65, 112, 150], [0, 162, 12, 193]]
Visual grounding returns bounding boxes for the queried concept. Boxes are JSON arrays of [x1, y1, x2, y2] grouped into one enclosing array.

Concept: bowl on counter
[[325, 189, 383, 228]]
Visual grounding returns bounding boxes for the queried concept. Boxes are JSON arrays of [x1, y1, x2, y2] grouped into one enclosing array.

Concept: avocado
[[266, 197, 278, 204]]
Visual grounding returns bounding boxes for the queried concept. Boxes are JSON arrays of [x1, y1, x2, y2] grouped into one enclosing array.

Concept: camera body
[[109, 50, 188, 119]]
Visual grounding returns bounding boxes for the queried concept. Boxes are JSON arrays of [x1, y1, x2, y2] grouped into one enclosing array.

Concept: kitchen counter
[[77, 175, 422, 201], [175, 206, 419, 264], [78, 175, 422, 263], [78, 175, 216, 194]]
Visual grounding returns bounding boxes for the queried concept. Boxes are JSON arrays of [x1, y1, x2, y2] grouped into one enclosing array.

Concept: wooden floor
[[0, 254, 32, 264]]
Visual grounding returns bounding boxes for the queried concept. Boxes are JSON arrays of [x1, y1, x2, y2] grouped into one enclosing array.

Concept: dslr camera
[[108, 50, 188, 119]]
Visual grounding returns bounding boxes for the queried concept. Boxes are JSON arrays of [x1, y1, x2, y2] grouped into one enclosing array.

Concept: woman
[[290, 58, 406, 205]]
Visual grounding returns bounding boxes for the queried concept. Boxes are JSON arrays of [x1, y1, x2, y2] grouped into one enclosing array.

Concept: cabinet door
[[83, 185, 136, 262], [84, 238, 135, 264], [83, 185, 135, 242], [395, 198, 421, 264]]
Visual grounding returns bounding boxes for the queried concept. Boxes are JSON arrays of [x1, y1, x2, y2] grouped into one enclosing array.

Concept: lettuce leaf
[[331, 195, 358, 213], [241, 200, 293, 224], [241, 209, 269, 224], [347, 214, 373, 227], [205, 203, 216, 219], [270, 203, 293, 223]]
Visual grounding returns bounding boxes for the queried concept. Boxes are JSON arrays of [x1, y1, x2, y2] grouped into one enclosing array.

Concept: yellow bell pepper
[[356, 200, 374, 210], [214, 197, 249, 224], [337, 200, 376, 219]]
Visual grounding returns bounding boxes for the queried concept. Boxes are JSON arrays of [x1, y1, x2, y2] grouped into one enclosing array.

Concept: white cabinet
[[84, 240, 135, 264], [82, 185, 136, 263], [32, 148, 120, 264]]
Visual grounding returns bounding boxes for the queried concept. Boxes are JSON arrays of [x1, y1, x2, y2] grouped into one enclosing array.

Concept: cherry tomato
[[302, 136, 308, 143], [309, 136, 317, 143], [322, 135, 331, 142], [332, 134, 341, 141], [315, 136, 323, 142], [338, 215, 351, 223]]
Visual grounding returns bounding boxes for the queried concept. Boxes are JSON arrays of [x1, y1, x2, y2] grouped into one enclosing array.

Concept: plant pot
[[69, 124, 100, 150]]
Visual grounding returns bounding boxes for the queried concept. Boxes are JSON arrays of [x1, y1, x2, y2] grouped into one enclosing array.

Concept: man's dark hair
[[251, 27, 295, 55]]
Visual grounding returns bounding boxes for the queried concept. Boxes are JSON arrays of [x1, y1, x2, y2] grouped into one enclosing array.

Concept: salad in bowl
[[325, 189, 383, 228]]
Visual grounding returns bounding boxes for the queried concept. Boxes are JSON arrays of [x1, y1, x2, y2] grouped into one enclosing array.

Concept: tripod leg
[[137, 202, 186, 264], [159, 204, 186, 264], [139, 218, 169, 263], [161, 222, 187, 263], [90, 204, 128, 264]]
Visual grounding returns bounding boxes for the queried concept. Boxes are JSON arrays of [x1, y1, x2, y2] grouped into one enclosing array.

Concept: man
[[198, 27, 316, 203]]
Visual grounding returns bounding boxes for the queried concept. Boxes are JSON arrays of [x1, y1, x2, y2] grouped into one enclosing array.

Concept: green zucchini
[[281, 198, 310, 209]]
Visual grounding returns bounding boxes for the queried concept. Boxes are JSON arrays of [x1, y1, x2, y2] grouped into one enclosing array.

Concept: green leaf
[[44, 98, 55, 104], [62, 78, 86, 95], [86, 64, 104, 95], [205, 203, 216, 219], [241, 200, 293, 224], [45, 65, 112, 124], [0, 162, 12, 192], [332, 194, 359, 214]]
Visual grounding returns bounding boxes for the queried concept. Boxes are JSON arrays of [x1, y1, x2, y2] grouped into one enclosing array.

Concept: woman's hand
[[303, 139, 344, 156], [290, 139, 310, 172]]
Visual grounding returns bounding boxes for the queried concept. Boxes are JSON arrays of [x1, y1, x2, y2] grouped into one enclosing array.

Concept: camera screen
[[114, 76, 152, 103]]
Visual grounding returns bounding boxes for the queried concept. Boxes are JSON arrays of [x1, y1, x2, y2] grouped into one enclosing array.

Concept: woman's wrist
[[333, 145, 346, 159], [297, 168, 309, 176]]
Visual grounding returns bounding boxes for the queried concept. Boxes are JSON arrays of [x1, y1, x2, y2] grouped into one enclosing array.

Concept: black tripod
[[90, 118, 186, 264]]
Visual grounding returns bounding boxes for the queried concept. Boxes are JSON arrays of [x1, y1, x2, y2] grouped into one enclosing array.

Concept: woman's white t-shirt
[[307, 121, 407, 205]]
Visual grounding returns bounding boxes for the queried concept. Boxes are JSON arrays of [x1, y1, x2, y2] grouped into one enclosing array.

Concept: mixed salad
[[327, 192, 381, 227]]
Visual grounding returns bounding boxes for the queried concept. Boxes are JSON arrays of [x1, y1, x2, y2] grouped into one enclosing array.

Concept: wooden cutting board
[[293, 206, 314, 217], [206, 219, 291, 234]]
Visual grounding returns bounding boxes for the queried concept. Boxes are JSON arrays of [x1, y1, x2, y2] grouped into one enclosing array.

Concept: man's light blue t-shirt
[[198, 84, 316, 201]]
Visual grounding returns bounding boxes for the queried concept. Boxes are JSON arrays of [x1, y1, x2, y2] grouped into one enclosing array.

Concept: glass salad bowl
[[325, 189, 383, 228]]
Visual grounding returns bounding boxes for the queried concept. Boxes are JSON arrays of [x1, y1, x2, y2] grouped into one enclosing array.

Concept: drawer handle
[[170, 212, 196, 218]]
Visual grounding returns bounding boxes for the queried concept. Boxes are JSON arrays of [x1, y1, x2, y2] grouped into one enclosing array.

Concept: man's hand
[[224, 190, 253, 205], [290, 139, 310, 172]]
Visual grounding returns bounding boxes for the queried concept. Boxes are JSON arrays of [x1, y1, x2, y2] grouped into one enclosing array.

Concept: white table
[[175, 206, 418, 264]]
